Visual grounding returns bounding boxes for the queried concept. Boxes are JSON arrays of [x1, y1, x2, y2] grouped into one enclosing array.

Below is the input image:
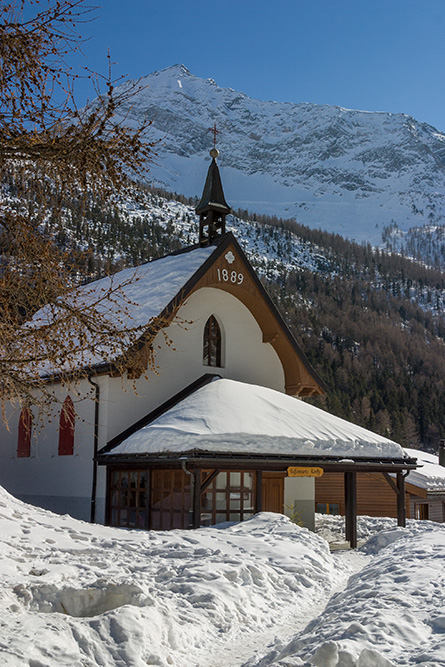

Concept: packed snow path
[[1, 486, 445, 666], [197, 550, 368, 667]]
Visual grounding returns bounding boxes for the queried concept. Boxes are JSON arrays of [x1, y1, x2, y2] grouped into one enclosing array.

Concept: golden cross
[[208, 122, 221, 148]]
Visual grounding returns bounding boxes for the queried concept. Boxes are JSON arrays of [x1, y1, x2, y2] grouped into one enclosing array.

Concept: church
[[0, 149, 418, 546]]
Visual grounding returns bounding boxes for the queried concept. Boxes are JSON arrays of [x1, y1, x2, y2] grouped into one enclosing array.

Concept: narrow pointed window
[[58, 396, 75, 456], [17, 408, 32, 458], [203, 315, 222, 367]]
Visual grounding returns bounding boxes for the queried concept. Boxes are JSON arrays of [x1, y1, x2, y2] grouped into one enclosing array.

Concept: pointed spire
[[196, 148, 231, 246]]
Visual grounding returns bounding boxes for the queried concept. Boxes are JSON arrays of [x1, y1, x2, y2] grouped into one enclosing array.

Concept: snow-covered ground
[[1, 486, 445, 666]]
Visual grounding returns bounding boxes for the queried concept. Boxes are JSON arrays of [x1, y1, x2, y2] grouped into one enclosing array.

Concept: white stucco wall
[[0, 285, 286, 524], [105, 287, 285, 442], [284, 477, 315, 530], [0, 377, 109, 522]]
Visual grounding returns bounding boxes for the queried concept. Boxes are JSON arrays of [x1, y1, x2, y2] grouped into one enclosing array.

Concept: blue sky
[[70, 0, 445, 131]]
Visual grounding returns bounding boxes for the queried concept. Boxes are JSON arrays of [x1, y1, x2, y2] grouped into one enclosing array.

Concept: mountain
[[110, 64, 445, 245]]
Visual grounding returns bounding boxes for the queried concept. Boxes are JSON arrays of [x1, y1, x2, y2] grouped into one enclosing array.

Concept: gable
[[30, 232, 324, 398], [121, 233, 325, 396], [184, 237, 325, 396]]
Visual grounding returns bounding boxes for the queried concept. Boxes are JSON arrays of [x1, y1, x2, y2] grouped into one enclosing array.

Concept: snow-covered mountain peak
[[152, 63, 191, 78], [110, 66, 445, 244]]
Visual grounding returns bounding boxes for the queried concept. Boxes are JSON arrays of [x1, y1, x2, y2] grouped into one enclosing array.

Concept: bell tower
[[195, 147, 231, 247]]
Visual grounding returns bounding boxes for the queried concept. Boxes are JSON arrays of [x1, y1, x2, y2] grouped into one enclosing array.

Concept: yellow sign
[[287, 467, 324, 478]]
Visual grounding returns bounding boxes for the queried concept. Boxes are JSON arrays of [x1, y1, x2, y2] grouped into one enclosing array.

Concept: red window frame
[[58, 396, 75, 456], [17, 408, 32, 458]]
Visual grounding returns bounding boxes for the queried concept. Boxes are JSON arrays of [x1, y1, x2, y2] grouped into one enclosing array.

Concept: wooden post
[[193, 469, 202, 529], [396, 472, 406, 527], [344, 472, 357, 549], [256, 470, 263, 513]]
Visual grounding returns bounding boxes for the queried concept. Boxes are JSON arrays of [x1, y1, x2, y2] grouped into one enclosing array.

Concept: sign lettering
[[287, 467, 324, 478]]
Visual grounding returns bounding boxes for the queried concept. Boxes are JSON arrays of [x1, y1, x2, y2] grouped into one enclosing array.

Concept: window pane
[[243, 474, 253, 489], [200, 512, 213, 527], [150, 470, 191, 531], [203, 315, 222, 367], [215, 472, 226, 488], [215, 492, 226, 509], [316, 503, 327, 514], [230, 473, 241, 487]]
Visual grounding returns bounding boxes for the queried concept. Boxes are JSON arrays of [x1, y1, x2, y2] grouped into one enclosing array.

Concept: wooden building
[[315, 447, 445, 524]]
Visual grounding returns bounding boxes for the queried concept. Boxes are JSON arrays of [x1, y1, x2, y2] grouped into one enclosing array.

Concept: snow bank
[[0, 487, 341, 667], [257, 518, 445, 666], [315, 513, 430, 546], [110, 378, 406, 459], [2, 487, 445, 666]]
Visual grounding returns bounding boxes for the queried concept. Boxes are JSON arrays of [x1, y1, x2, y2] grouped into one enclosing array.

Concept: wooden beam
[[263, 332, 279, 344], [201, 469, 220, 494], [344, 472, 357, 548], [192, 469, 202, 529], [256, 470, 263, 513], [397, 472, 406, 527]]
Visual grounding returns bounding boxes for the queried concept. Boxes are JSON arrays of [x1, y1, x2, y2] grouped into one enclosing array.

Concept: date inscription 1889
[[216, 268, 244, 285]]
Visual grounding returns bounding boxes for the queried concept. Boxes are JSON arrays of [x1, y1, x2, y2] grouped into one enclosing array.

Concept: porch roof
[[101, 378, 414, 464]]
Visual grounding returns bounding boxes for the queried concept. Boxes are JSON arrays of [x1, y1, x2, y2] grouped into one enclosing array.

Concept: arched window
[[203, 315, 222, 367], [58, 396, 75, 456], [17, 408, 32, 458]]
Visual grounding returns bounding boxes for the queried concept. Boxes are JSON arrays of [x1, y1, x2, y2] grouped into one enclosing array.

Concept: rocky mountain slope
[[111, 64, 445, 246]]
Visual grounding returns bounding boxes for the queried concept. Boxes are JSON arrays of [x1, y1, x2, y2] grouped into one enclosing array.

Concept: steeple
[[196, 148, 231, 247]]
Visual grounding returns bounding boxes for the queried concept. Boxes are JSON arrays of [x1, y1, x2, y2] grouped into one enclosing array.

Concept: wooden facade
[[315, 471, 442, 521], [107, 467, 261, 530], [408, 493, 445, 522], [101, 450, 418, 547]]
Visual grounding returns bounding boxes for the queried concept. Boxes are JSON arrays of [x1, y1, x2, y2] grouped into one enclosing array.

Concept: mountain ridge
[[109, 65, 445, 245]]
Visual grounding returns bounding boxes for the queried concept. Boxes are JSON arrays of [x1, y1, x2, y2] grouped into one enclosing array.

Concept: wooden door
[[262, 473, 285, 514]]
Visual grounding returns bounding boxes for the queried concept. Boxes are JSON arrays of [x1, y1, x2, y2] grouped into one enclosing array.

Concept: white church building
[[0, 150, 417, 546]]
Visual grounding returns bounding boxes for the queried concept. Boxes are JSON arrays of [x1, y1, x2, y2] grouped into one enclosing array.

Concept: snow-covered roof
[[30, 244, 216, 371], [39, 244, 216, 331], [403, 448, 445, 491], [108, 378, 406, 459]]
